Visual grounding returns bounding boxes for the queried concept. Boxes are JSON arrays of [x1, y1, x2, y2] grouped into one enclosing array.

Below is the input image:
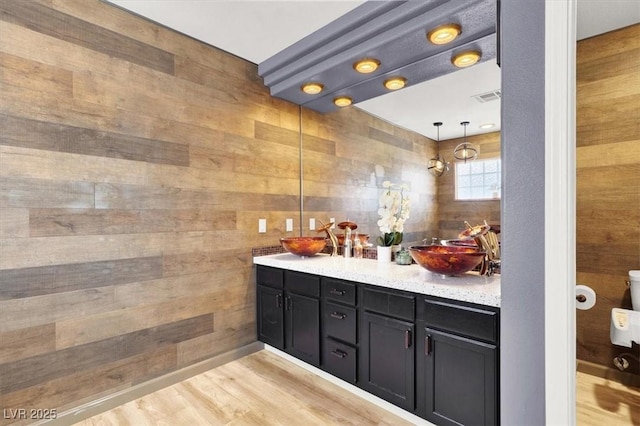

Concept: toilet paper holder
[[575, 284, 596, 310]]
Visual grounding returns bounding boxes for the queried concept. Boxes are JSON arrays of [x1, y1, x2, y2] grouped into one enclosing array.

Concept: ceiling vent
[[472, 89, 502, 103]]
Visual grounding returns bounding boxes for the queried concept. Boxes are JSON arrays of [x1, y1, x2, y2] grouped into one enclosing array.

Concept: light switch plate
[[286, 218, 293, 232], [258, 218, 267, 233], [309, 218, 315, 230]]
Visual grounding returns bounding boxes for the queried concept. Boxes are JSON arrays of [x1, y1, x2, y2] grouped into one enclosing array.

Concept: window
[[455, 158, 501, 200]]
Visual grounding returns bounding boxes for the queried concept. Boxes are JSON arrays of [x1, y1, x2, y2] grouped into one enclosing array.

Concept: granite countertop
[[253, 253, 501, 308]]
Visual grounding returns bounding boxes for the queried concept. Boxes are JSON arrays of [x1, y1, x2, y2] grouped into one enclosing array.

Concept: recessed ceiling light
[[301, 82, 324, 95], [480, 123, 495, 129], [427, 23, 462, 45], [384, 77, 407, 90], [334, 96, 353, 107], [452, 50, 481, 68], [353, 58, 380, 74]]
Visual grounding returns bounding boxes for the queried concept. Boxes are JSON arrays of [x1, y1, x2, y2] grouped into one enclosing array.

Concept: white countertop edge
[[253, 253, 501, 308]]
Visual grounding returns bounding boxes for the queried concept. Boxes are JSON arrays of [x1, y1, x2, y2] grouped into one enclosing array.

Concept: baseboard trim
[[263, 345, 434, 425], [39, 341, 264, 425], [577, 359, 640, 388]]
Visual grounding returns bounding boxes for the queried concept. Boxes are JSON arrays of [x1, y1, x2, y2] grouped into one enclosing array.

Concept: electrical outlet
[[330, 217, 335, 229], [258, 218, 267, 233], [309, 218, 316, 230], [286, 218, 293, 232]]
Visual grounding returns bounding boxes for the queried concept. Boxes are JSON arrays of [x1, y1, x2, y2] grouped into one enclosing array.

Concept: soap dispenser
[[343, 227, 352, 258], [353, 233, 363, 258]]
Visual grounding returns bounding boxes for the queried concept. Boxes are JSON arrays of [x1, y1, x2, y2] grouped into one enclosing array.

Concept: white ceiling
[[109, 0, 639, 140]]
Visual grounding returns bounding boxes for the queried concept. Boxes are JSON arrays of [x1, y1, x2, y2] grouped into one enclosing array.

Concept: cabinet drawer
[[422, 297, 498, 344], [285, 271, 320, 297], [322, 278, 356, 306], [323, 338, 357, 383], [257, 266, 283, 289], [363, 286, 415, 321], [324, 302, 357, 344]]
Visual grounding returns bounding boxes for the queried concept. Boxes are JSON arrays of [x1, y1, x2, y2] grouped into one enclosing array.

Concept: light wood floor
[[75, 350, 414, 425], [75, 350, 640, 425], [577, 370, 640, 425]]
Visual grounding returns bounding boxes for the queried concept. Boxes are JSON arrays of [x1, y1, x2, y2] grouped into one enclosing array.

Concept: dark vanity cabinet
[[256, 266, 320, 366], [321, 277, 358, 383], [284, 271, 321, 366], [256, 265, 500, 425], [359, 286, 416, 412], [256, 266, 285, 349], [417, 296, 500, 426]]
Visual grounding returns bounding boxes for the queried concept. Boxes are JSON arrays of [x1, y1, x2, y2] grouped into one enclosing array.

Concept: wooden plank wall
[[576, 24, 640, 373], [0, 0, 437, 419], [436, 132, 501, 239]]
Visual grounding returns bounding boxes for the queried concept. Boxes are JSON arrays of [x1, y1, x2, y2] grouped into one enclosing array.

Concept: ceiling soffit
[[258, 0, 497, 114]]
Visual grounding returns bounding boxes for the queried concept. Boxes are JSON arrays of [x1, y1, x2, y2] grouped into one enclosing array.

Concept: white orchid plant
[[376, 181, 410, 246]]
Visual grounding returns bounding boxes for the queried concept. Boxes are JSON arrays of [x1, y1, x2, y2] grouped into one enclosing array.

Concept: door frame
[[500, 0, 577, 423], [545, 0, 577, 423]]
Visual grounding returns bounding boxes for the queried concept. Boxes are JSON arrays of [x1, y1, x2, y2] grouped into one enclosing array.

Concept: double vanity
[[253, 253, 501, 425]]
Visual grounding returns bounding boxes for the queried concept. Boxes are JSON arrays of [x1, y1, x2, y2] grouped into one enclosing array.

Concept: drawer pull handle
[[330, 312, 347, 320], [425, 335, 432, 355], [330, 288, 346, 296], [405, 330, 412, 349], [275, 294, 282, 308], [331, 349, 347, 359]]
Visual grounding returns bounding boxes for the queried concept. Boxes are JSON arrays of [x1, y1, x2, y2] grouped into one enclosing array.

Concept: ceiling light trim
[[452, 50, 481, 68], [263, 2, 495, 92], [333, 96, 353, 107], [301, 82, 324, 95], [259, 0, 453, 87], [384, 76, 407, 91], [353, 58, 381, 74], [301, 34, 496, 113], [427, 23, 463, 45], [259, 0, 497, 113], [258, 1, 402, 82]]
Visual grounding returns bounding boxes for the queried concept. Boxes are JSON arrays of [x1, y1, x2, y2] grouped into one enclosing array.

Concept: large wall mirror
[[298, 62, 502, 247]]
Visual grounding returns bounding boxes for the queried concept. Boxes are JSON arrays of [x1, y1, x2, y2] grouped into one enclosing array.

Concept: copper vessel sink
[[408, 245, 486, 276], [280, 236, 327, 257]]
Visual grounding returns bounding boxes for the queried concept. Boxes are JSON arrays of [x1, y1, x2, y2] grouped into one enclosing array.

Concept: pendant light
[[453, 121, 478, 162], [427, 122, 449, 177]]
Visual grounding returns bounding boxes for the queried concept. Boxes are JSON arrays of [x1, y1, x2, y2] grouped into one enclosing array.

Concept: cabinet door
[[360, 311, 414, 411], [257, 285, 284, 349], [285, 292, 320, 366], [421, 327, 498, 426]]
